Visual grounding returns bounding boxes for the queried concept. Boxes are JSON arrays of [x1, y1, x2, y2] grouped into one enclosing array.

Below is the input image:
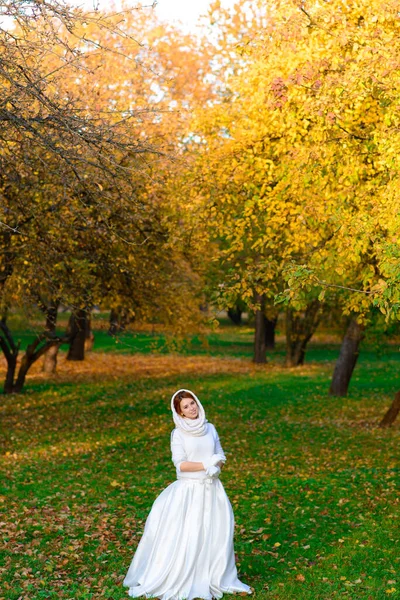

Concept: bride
[[123, 388, 251, 600]]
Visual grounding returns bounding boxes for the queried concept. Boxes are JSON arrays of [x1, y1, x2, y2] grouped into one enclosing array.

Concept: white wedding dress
[[123, 422, 251, 600]]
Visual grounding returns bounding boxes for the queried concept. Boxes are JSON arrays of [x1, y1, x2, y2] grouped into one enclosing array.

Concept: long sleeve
[[213, 426, 227, 462], [170, 429, 187, 473]]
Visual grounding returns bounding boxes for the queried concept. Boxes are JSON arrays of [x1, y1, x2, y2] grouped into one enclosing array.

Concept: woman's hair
[[173, 391, 197, 416]]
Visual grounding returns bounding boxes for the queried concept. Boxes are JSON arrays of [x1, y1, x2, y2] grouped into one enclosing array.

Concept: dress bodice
[[170, 423, 226, 479]]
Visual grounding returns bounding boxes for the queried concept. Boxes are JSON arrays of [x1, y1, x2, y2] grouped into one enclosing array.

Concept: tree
[[182, 1, 334, 363], [0, 1, 210, 391], [272, 0, 400, 395], [184, 0, 400, 372]]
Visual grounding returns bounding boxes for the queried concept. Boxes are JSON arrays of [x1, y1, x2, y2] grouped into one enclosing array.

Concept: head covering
[[171, 388, 208, 436]]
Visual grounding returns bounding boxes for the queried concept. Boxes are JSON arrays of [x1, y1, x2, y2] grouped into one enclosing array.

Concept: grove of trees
[[0, 0, 399, 422]]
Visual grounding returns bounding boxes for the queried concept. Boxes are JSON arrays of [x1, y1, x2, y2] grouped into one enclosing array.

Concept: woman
[[123, 388, 251, 600]]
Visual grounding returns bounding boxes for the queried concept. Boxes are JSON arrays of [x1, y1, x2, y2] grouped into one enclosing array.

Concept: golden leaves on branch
[[182, 0, 400, 320]]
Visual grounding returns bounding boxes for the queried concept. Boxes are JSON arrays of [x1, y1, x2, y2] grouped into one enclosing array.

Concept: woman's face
[[179, 397, 199, 419]]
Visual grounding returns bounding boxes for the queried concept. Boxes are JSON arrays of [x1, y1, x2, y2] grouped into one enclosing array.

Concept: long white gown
[[123, 422, 251, 600]]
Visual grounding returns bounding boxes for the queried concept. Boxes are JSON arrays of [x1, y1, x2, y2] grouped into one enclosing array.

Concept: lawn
[[0, 323, 399, 599]]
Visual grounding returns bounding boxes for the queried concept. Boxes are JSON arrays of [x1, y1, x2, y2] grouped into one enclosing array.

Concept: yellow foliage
[[178, 0, 400, 317]]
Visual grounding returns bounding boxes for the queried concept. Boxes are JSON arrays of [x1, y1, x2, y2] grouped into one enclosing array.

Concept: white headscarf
[[171, 388, 208, 436]]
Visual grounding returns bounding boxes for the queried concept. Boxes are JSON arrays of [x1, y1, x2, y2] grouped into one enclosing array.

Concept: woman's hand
[[206, 465, 221, 478], [202, 453, 225, 470]]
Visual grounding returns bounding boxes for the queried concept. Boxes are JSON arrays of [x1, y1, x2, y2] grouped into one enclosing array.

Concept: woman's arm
[[171, 430, 206, 473], [171, 429, 222, 473], [179, 461, 205, 472]]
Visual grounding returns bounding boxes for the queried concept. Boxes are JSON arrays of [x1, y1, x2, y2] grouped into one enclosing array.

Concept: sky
[[0, 0, 237, 32], [69, 0, 236, 30], [154, 0, 222, 26]]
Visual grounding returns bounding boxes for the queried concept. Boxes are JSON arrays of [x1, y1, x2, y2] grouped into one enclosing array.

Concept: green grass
[[7, 308, 400, 364], [0, 324, 399, 599]]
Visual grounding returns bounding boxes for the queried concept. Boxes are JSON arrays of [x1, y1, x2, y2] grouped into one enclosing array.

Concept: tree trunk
[[84, 312, 94, 352], [4, 351, 18, 394], [0, 317, 20, 394], [43, 344, 61, 374], [0, 312, 68, 394], [108, 306, 132, 336], [379, 391, 400, 427], [285, 301, 321, 367], [227, 306, 242, 325], [43, 300, 61, 374], [67, 309, 87, 361], [253, 293, 267, 364], [329, 317, 365, 396], [109, 307, 117, 336], [265, 316, 278, 350], [14, 337, 61, 393]]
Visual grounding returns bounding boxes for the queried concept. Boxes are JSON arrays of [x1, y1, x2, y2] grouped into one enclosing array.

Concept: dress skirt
[[123, 476, 251, 600]]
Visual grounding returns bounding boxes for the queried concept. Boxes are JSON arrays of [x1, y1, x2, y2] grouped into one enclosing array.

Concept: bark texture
[[14, 335, 60, 393], [43, 344, 61, 374], [0, 317, 19, 394], [84, 313, 94, 352], [67, 309, 87, 361], [379, 391, 400, 427], [329, 318, 365, 396], [265, 316, 278, 350], [285, 301, 321, 367]]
